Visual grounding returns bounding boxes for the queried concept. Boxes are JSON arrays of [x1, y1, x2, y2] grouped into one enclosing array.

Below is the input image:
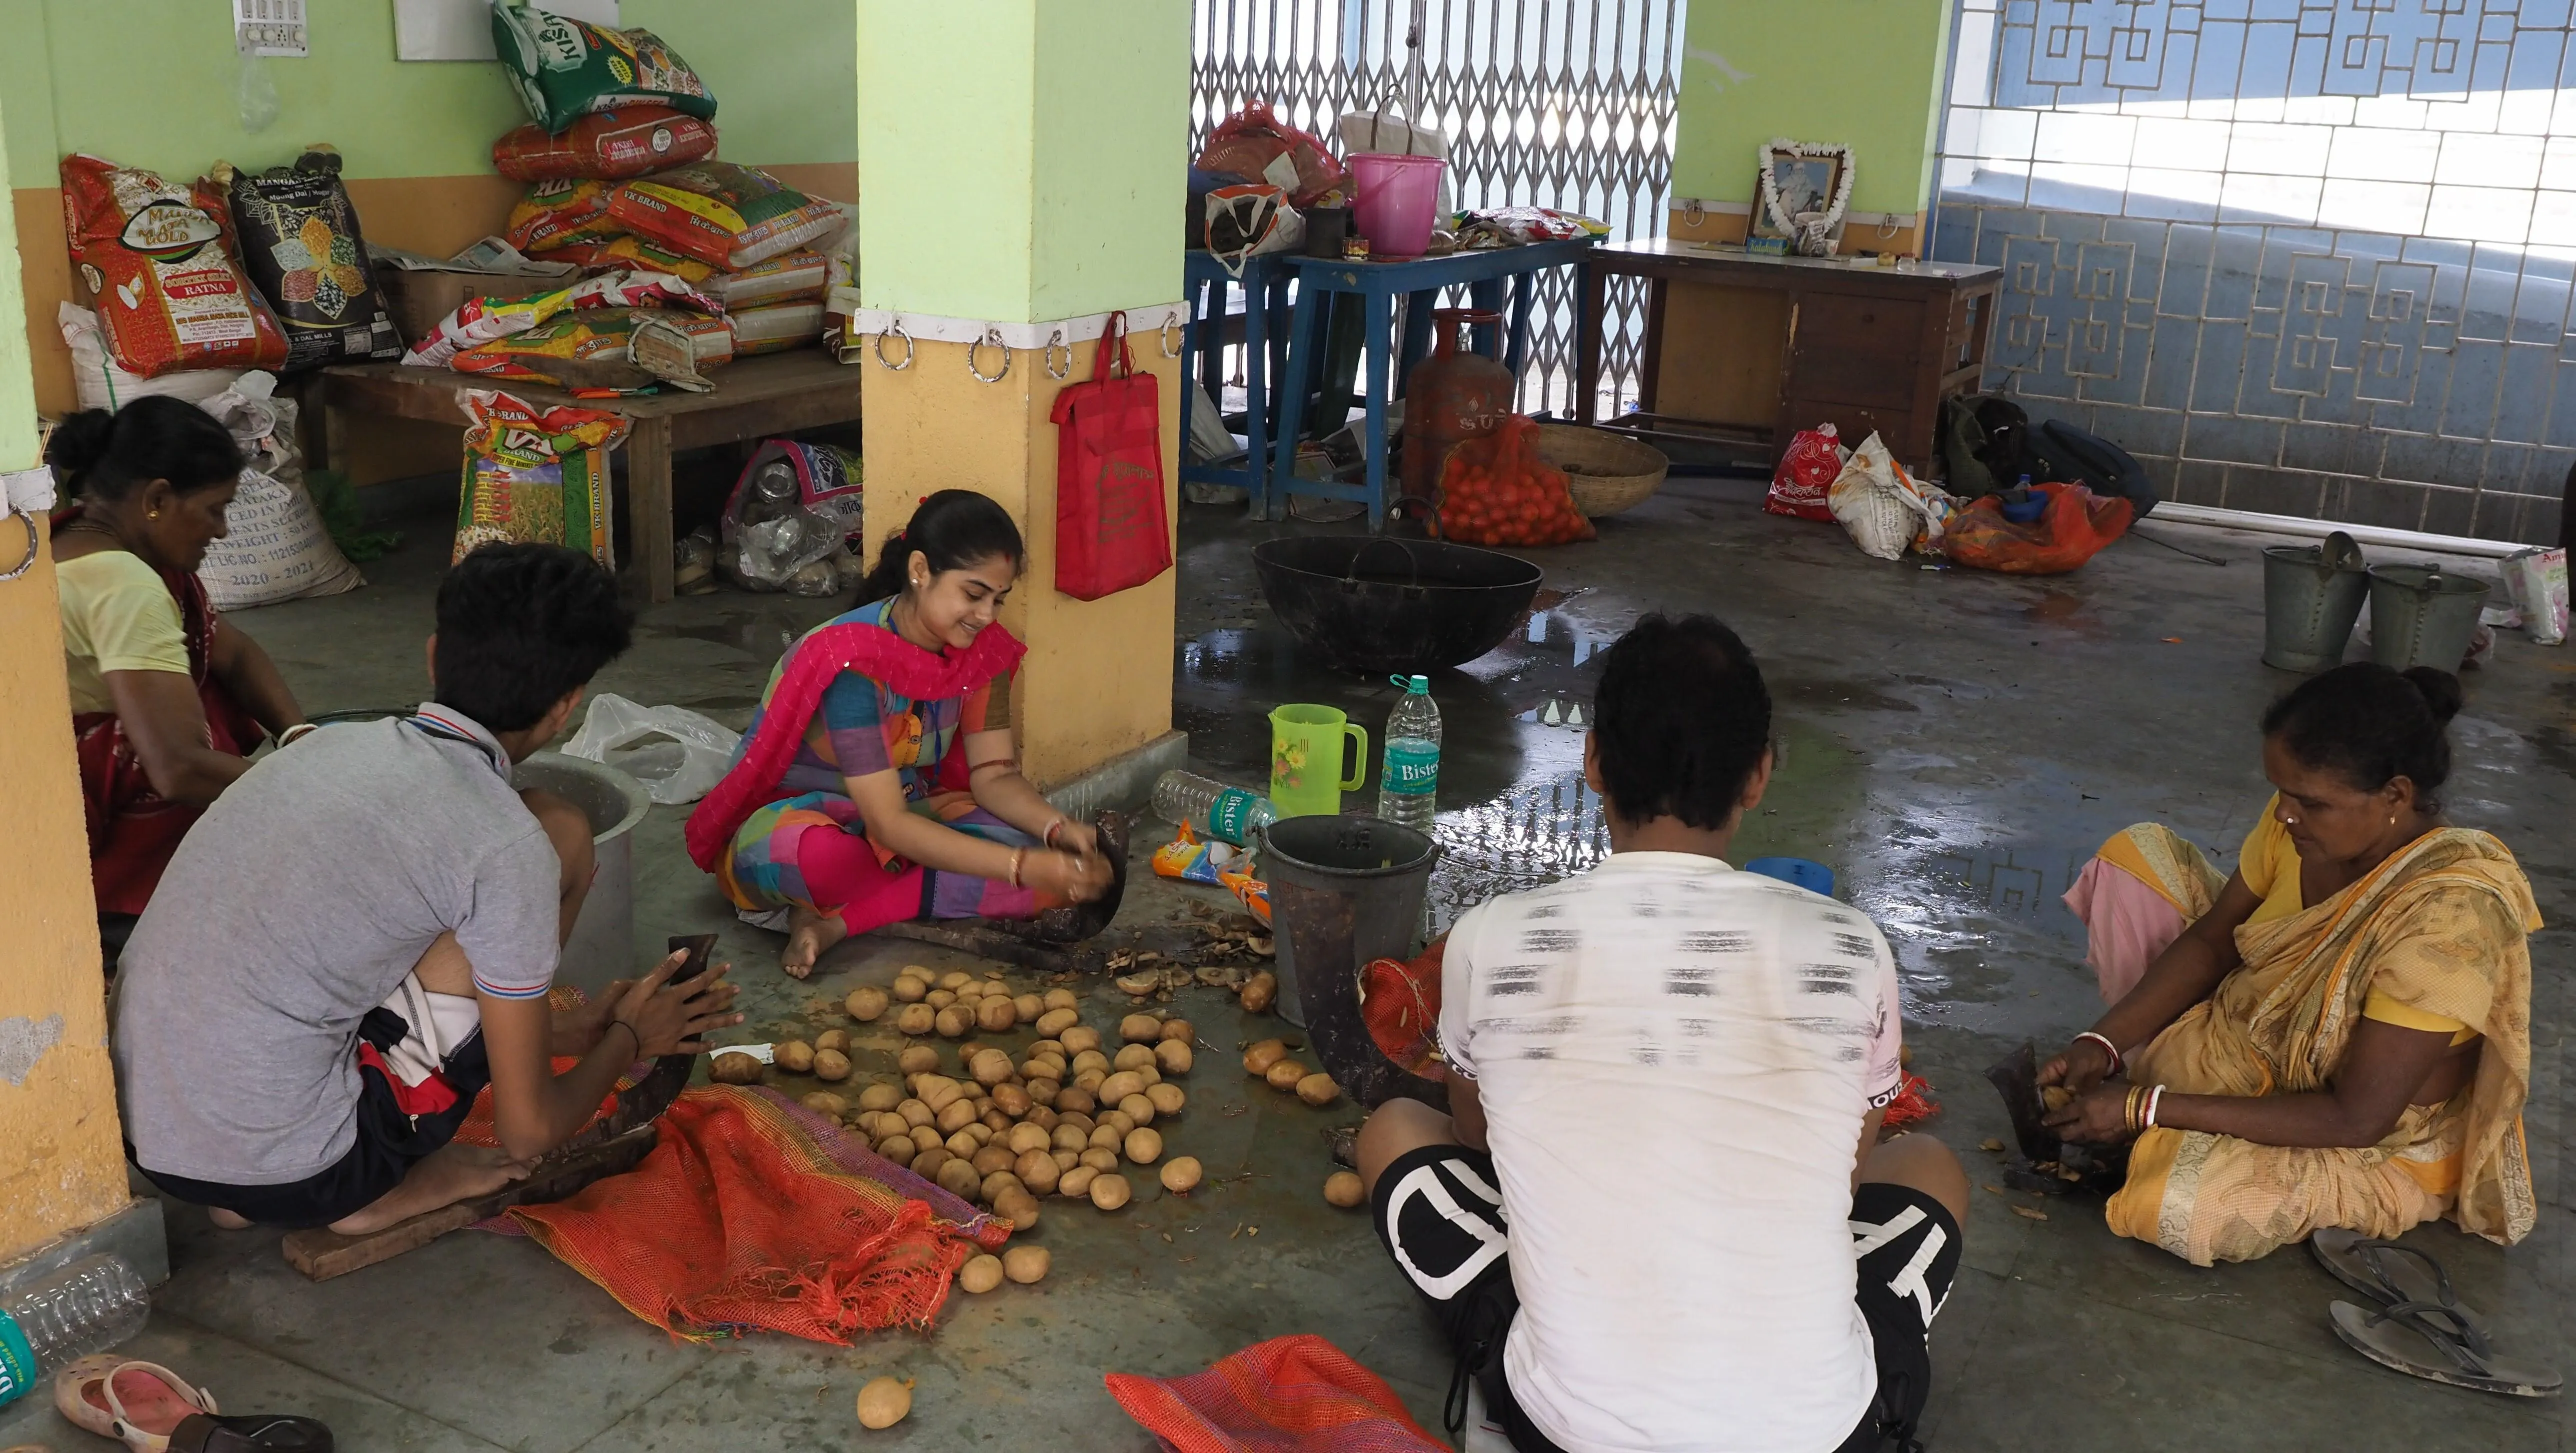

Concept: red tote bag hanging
[[1052, 311, 1174, 600]]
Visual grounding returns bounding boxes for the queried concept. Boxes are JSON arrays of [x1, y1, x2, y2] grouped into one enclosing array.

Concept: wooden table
[[1574, 239, 2001, 480], [1269, 239, 1594, 528], [319, 350, 865, 603]]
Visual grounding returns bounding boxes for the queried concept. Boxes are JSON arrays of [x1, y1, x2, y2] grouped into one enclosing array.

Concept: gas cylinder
[[1399, 308, 1514, 510]]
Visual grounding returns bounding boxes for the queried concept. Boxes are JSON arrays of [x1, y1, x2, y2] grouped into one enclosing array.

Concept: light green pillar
[[856, 0, 1187, 323], [1669, 0, 1954, 251]]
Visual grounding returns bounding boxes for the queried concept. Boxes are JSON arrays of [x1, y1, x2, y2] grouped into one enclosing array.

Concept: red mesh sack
[[1194, 101, 1348, 208], [1939, 480, 2132, 575], [1765, 422, 1846, 522], [1106, 1334, 1450, 1452], [493, 106, 717, 182], [1433, 414, 1595, 547], [60, 155, 288, 379], [1362, 938, 1446, 1078], [493, 1086, 1009, 1343]]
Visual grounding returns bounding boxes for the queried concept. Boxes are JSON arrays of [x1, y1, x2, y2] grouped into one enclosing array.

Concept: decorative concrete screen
[[1934, 0, 2572, 544], [1191, 0, 1685, 419]]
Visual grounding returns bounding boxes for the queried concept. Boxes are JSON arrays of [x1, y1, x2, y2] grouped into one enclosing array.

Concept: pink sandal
[[53, 1356, 219, 1451]]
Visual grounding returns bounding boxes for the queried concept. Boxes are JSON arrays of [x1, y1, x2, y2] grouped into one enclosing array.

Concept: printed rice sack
[[590, 233, 715, 284], [217, 149, 403, 371], [194, 374, 364, 609], [492, 106, 717, 182], [607, 162, 844, 269], [452, 307, 732, 393], [58, 303, 243, 413], [727, 300, 825, 356], [505, 180, 624, 254], [456, 391, 629, 568], [706, 249, 828, 310], [404, 268, 719, 368], [61, 154, 288, 379], [492, 5, 716, 135]]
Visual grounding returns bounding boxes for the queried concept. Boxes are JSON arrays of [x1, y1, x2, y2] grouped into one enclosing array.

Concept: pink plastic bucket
[[1348, 153, 1445, 259]]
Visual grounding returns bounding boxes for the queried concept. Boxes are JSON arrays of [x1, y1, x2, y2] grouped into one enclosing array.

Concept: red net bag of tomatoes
[[1432, 414, 1596, 547]]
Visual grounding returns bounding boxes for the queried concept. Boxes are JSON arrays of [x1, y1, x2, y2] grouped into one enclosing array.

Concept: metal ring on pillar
[[967, 328, 1011, 384], [0, 507, 38, 583], [1044, 329, 1072, 380], [1159, 313, 1183, 358], [1683, 198, 1705, 228], [873, 321, 915, 371]]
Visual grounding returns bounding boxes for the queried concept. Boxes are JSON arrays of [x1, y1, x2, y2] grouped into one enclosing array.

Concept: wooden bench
[[319, 350, 865, 603]]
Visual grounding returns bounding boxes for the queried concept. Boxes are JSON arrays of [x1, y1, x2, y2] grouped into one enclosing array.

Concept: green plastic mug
[[1268, 704, 1368, 818]]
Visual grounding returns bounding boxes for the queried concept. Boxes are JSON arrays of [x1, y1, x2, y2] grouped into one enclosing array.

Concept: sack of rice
[[607, 162, 844, 269], [60, 154, 288, 378], [492, 105, 717, 181], [217, 148, 403, 370], [492, 5, 716, 134]]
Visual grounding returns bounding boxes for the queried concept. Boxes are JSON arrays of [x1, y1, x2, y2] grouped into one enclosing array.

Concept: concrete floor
[[7, 475, 2573, 1450]]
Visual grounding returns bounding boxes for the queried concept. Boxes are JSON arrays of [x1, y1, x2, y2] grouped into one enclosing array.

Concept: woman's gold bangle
[[1008, 847, 1025, 890]]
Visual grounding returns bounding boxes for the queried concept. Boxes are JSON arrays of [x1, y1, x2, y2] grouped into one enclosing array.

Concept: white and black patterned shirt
[[1440, 851, 1903, 1452]]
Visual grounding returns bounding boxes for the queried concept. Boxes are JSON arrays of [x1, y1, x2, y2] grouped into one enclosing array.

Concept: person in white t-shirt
[[1356, 614, 1970, 1453]]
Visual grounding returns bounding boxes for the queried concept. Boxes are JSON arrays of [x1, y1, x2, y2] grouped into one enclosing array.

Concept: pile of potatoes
[[773, 968, 1205, 1227], [1242, 1037, 1340, 1106]]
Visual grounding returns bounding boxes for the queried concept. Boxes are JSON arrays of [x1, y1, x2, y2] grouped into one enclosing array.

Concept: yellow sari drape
[[2093, 823, 2540, 1266]]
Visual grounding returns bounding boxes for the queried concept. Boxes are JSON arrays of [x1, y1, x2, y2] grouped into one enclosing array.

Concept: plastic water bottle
[[1150, 770, 1279, 847], [1377, 675, 1442, 831], [0, 1255, 150, 1408]]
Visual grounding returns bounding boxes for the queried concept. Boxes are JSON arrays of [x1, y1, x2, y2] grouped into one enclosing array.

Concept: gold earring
[[148, 509, 160, 519], [2389, 815, 2397, 825]]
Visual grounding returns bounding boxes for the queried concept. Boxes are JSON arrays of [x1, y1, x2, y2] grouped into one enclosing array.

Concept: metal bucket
[[1261, 814, 1444, 1108], [1260, 816, 1436, 1030], [2366, 564, 2491, 673], [2260, 532, 2369, 671], [513, 751, 649, 998]]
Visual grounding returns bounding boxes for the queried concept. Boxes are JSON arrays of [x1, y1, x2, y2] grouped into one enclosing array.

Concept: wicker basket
[[1533, 423, 1669, 518]]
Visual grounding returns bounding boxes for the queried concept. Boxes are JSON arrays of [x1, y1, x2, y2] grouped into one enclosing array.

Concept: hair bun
[[44, 409, 117, 482], [2400, 666, 2463, 727]]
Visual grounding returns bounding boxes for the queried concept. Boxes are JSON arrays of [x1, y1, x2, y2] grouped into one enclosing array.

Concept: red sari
[[68, 546, 262, 916]]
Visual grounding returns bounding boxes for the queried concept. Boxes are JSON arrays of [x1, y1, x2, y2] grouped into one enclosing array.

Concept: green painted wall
[[1671, 0, 1953, 217], [0, 0, 854, 186], [0, 99, 34, 470], [858, 0, 1185, 322]]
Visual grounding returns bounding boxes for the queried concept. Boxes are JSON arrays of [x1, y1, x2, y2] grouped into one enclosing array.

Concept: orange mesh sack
[[1939, 480, 2133, 575], [1194, 101, 1349, 208], [504, 1086, 1009, 1343], [60, 155, 288, 378], [1433, 414, 1595, 547]]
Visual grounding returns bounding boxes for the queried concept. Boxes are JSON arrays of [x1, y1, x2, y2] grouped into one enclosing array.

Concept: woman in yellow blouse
[[50, 398, 304, 927], [2041, 663, 2537, 1269]]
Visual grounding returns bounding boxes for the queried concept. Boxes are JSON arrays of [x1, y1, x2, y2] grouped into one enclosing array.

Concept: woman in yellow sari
[[2040, 662, 2539, 1270]]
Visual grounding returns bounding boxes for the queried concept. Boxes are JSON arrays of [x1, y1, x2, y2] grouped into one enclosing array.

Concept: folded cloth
[[1105, 1334, 1449, 1452]]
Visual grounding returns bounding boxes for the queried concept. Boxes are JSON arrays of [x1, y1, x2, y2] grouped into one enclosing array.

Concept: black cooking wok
[[1252, 536, 1542, 676]]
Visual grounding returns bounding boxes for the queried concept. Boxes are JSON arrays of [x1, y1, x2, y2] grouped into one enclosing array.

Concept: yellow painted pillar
[[0, 106, 141, 1269], [854, 0, 1189, 791]]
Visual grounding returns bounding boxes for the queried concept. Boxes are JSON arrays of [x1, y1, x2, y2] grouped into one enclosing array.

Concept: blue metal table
[[1178, 250, 1292, 503], [1264, 239, 1594, 528]]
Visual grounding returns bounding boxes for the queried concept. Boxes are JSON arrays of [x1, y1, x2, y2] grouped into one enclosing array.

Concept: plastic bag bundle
[[1432, 414, 1596, 547], [455, 391, 629, 567], [492, 5, 715, 135], [561, 693, 741, 805], [719, 438, 866, 595], [1194, 101, 1347, 208], [60, 154, 287, 379], [493, 106, 717, 181], [1938, 482, 2132, 575], [606, 162, 845, 270], [217, 149, 403, 370], [1766, 422, 1847, 522], [2501, 547, 2567, 644], [1826, 432, 1953, 561]]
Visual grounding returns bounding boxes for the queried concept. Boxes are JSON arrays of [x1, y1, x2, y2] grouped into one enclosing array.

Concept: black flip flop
[[2329, 1299, 2561, 1398], [169, 1412, 335, 1452], [2310, 1228, 2463, 1312]]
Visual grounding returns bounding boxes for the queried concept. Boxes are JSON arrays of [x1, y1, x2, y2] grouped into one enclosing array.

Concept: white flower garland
[[1757, 138, 1855, 256]]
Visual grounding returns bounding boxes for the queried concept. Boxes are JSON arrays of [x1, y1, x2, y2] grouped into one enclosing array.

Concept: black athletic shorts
[[136, 1006, 494, 1230], [1372, 1144, 1961, 1453]]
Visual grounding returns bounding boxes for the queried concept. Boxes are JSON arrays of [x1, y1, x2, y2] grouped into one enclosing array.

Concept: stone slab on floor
[[42, 476, 2569, 1450]]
